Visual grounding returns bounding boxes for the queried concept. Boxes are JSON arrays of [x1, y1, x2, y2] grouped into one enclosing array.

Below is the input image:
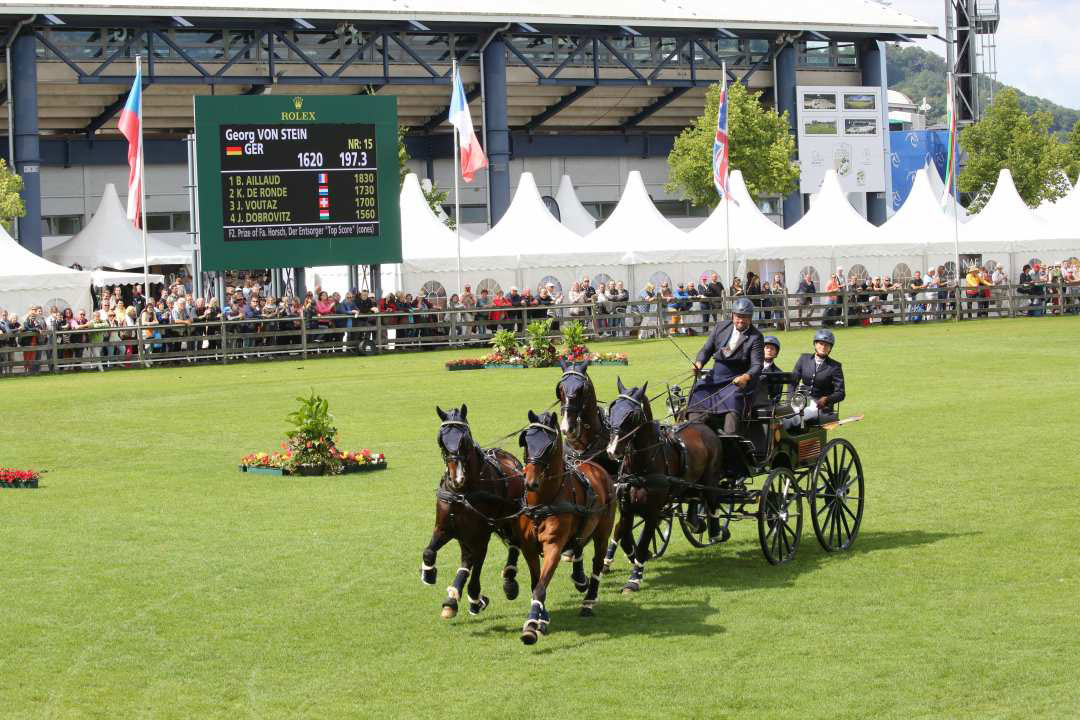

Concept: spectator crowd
[[2, 259, 1078, 375]]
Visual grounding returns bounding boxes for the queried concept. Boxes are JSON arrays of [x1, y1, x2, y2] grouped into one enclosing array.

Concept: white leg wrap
[[446, 587, 460, 601], [591, 574, 603, 582], [421, 563, 435, 571]]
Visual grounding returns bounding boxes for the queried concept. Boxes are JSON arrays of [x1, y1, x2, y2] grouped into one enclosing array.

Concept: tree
[[397, 125, 454, 229], [1065, 120, 1080, 185], [665, 81, 799, 208], [958, 88, 1070, 212], [0, 159, 26, 235]]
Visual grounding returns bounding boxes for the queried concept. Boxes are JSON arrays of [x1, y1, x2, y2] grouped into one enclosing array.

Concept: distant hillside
[[886, 44, 1080, 135]]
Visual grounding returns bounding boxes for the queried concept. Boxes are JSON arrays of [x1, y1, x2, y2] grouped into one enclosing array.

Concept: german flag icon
[[225, 146, 243, 156]]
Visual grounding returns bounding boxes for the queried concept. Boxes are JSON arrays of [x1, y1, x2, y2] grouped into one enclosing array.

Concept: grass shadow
[[466, 596, 725, 650], [630, 529, 974, 593]]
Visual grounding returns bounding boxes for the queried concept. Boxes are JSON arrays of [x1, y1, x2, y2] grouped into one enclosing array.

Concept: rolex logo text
[[281, 96, 315, 121]]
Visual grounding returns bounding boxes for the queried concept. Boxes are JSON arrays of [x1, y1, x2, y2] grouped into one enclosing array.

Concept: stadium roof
[[3, 0, 936, 36]]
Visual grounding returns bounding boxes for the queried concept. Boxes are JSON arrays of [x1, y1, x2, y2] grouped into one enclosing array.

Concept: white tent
[[0, 225, 92, 313], [47, 184, 192, 270], [954, 169, 1054, 275], [770, 170, 875, 287], [554, 175, 598, 237], [857, 168, 946, 279], [401, 173, 458, 262], [582, 170, 689, 290], [90, 269, 165, 287], [926, 161, 971, 223], [687, 169, 786, 282]]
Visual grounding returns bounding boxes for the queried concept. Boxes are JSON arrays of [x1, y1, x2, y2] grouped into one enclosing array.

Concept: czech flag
[[712, 71, 730, 203], [117, 63, 143, 228], [448, 68, 488, 182]]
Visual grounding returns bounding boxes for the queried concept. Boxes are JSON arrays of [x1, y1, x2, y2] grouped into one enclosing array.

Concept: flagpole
[[136, 54, 150, 307], [722, 63, 732, 292], [947, 72, 961, 323], [452, 58, 463, 295]]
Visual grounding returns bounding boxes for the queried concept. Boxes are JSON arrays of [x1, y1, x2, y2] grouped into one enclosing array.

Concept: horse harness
[[519, 422, 609, 527], [437, 421, 523, 538]]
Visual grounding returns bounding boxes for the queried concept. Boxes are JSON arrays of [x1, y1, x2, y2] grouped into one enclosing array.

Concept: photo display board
[[195, 95, 401, 270], [796, 86, 886, 195]]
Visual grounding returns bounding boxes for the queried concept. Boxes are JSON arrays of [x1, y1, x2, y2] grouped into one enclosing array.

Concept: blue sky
[[884, 0, 1080, 109]]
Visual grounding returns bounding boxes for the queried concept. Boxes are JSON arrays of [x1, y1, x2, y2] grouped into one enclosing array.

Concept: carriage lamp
[[791, 392, 808, 413]]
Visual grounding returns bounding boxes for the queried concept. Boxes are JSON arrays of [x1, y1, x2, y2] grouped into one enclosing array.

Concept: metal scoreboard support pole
[[186, 132, 203, 299]]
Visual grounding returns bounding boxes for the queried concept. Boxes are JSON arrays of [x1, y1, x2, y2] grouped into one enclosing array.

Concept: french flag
[[448, 69, 487, 182], [117, 63, 143, 228]]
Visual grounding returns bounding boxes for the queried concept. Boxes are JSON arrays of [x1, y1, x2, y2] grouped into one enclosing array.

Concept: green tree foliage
[[1065, 120, 1080, 184], [665, 82, 799, 208], [958, 89, 1070, 212], [397, 125, 454, 229], [0, 159, 27, 234]]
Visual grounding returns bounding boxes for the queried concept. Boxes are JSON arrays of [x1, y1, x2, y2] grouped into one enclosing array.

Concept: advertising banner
[[796, 86, 887, 195]]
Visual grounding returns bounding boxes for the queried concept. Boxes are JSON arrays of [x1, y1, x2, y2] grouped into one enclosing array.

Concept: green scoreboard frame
[[194, 95, 402, 271]]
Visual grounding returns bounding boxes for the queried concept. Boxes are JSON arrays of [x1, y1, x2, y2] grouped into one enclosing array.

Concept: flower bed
[[1, 468, 42, 488], [239, 392, 387, 476], [444, 321, 628, 371]]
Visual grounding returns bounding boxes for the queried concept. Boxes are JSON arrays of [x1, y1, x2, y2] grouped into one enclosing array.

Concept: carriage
[[624, 373, 865, 565]]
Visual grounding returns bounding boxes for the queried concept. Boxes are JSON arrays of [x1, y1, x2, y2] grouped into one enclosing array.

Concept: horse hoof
[[622, 583, 640, 594], [600, 562, 612, 576], [441, 605, 458, 619], [579, 606, 594, 618], [468, 596, 490, 616], [521, 630, 538, 645], [503, 578, 520, 601]]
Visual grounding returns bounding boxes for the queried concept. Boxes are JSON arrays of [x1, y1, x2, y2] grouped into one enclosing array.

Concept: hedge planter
[[447, 354, 629, 371], [0, 479, 40, 489], [0, 469, 42, 488], [239, 461, 387, 477]]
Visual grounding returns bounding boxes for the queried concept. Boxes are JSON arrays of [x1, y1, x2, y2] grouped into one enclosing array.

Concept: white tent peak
[[554, 175, 597, 236], [585, 171, 685, 259], [399, 172, 457, 259], [465, 172, 582, 258], [981, 169, 1037, 216], [47, 183, 191, 269]]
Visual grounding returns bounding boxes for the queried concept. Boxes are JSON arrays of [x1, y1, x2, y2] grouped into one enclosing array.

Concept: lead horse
[[605, 378, 725, 593], [517, 410, 615, 645], [422, 404, 534, 619]]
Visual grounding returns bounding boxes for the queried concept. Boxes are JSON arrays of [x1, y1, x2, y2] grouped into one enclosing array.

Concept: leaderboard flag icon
[[318, 185, 329, 196], [317, 172, 329, 184], [225, 146, 243, 157], [318, 197, 330, 209]]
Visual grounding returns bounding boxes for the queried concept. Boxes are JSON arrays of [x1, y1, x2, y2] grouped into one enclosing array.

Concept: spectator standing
[[796, 272, 816, 328], [140, 303, 158, 363], [475, 288, 492, 335]]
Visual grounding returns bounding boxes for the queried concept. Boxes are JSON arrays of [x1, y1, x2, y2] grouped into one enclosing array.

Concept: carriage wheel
[[678, 500, 712, 547], [757, 468, 802, 565], [810, 438, 864, 552], [630, 504, 673, 559]]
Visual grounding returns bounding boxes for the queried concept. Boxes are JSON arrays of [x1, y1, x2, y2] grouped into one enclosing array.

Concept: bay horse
[[556, 358, 621, 589], [422, 404, 533, 619], [605, 378, 725, 593], [517, 410, 615, 645]]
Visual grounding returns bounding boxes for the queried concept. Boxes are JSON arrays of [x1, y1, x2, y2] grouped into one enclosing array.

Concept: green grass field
[[3, 318, 1079, 719]]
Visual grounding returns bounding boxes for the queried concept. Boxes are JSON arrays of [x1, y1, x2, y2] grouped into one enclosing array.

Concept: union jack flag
[[712, 69, 730, 202]]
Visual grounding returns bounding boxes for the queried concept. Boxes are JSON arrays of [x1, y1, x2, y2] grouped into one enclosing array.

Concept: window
[[892, 263, 912, 283], [41, 215, 84, 236], [420, 281, 446, 301], [537, 276, 563, 295], [1027, 257, 1044, 270], [848, 264, 870, 283], [799, 266, 820, 288], [649, 271, 672, 292], [146, 212, 190, 232], [943, 261, 957, 281], [581, 201, 617, 222], [477, 278, 502, 296], [654, 200, 709, 219]]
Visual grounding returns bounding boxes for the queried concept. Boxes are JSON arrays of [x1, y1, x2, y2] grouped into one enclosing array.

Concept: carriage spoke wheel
[[810, 438, 864, 552], [678, 500, 718, 548], [757, 468, 802, 565], [631, 504, 673, 559]]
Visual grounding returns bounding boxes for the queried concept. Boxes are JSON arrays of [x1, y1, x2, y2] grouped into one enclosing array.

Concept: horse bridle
[[558, 370, 592, 421], [438, 420, 475, 464], [521, 422, 559, 465], [607, 392, 650, 453]]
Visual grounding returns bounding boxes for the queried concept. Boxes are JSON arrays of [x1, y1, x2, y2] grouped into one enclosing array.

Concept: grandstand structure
[[1, 1, 935, 263]]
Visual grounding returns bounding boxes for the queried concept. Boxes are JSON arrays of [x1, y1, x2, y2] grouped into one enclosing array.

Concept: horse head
[[606, 377, 650, 461], [556, 357, 595, 441], [436, 404, 475, 492], [518, 409, 562, 493]]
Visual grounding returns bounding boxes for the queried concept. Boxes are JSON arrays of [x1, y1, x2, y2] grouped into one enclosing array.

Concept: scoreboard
[[195, 96, 401, 271]]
